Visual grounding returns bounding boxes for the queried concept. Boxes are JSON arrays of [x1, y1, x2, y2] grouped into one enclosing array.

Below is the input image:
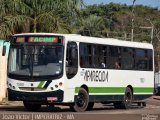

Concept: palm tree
[[0, 0, 84, 39], [77, 15, 106, 37]]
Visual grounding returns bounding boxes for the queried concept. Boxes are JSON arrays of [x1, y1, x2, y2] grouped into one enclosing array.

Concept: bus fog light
[[59, 82, 63, 86], [51, 87, 54, 90], [55, 85, 58, 88], [9, 83, 12, 87]]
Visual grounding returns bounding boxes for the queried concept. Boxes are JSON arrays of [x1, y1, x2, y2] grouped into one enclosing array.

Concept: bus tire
[[87, 102, 94, 110], [121, 87, 133, 109], [71, 88, 89, 112], [23, 101, 41, 111]]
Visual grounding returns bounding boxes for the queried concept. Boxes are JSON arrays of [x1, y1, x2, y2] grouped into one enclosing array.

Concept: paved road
[[0, 98, 160, 120]]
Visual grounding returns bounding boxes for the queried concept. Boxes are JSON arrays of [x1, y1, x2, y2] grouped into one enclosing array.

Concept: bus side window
[[108, 46, 121, 69], [135, 49, 148, 70], [2, 46, 6, 56], [66, 42, 78, 79]]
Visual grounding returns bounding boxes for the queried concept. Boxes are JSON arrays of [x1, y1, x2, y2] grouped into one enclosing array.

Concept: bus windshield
[[8, 45, 63, 80]]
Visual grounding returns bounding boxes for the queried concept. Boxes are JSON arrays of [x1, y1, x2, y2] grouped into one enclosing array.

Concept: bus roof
[[13, 33, 153, 49]]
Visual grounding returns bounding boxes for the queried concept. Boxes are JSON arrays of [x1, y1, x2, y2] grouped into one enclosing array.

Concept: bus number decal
[[84, 70, 108, 82], [17, 83, 24, 87]]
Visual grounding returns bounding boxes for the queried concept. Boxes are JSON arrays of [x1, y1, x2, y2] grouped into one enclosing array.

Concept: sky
[[84, 0, 160, 9]]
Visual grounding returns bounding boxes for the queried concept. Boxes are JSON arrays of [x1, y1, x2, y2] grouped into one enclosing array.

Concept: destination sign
[[16, 37, 25, 43], [28, 37, 59, 43], [13, 36, 63, 44]]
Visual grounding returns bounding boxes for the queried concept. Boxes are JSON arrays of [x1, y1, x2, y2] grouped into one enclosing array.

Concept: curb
[[152, 96, 160, 100]]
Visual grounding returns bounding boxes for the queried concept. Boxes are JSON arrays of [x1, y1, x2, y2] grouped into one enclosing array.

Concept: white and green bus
[[7, 33, 154, 112]]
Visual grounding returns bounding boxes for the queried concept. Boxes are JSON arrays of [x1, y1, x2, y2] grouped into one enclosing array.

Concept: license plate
[[47, 97, 58, 101]]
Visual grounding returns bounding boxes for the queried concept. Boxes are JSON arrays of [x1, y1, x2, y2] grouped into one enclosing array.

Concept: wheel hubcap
[[126, 92, 132, 104], [77, 94, 85, 107]]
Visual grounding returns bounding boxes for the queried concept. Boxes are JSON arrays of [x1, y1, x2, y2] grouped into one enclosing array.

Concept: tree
[[0, 0, 84, 39], [77, 15, 106, 37]]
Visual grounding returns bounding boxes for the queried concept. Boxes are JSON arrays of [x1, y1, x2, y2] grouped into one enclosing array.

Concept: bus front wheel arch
[[71, 88, 89, 112]]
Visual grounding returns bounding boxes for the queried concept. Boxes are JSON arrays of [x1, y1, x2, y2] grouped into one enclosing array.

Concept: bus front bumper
[[8, 89, 64, 103]]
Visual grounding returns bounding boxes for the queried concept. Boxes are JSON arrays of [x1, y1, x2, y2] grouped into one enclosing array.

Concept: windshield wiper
[[9, 73, 30, 80]]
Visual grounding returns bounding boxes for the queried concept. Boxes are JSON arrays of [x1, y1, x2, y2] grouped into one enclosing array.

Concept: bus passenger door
[[66, 42, 78, 79]]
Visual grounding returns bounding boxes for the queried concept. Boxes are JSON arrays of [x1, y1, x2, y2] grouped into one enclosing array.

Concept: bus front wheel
[[71, 88, 89, 112], [23, 101, 41, 111]]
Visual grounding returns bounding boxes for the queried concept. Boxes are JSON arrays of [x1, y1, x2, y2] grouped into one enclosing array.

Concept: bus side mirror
[[2, 46, 6, 56]]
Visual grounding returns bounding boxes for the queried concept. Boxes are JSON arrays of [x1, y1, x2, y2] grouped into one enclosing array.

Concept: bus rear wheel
[[71, 88, 89, 112], [23, 101, 41, 111], [121, 87, 133, 109]]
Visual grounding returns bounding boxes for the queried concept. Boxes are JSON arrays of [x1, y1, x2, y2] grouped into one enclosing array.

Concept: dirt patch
[[0, 98, 23, 106]]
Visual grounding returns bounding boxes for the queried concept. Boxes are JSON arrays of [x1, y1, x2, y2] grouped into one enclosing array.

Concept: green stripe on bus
[[134, 88, 154, 93], [75, 87, 153, 93], [75, 87, 125, 93], [38, 81, 45, 88]]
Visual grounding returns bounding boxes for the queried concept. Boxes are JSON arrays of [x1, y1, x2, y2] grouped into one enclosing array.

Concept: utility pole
[[147, 19, 154, 44], [158, 53, 160, 73], [131, 0, 136, 41], [139, 19, 154, 43]]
